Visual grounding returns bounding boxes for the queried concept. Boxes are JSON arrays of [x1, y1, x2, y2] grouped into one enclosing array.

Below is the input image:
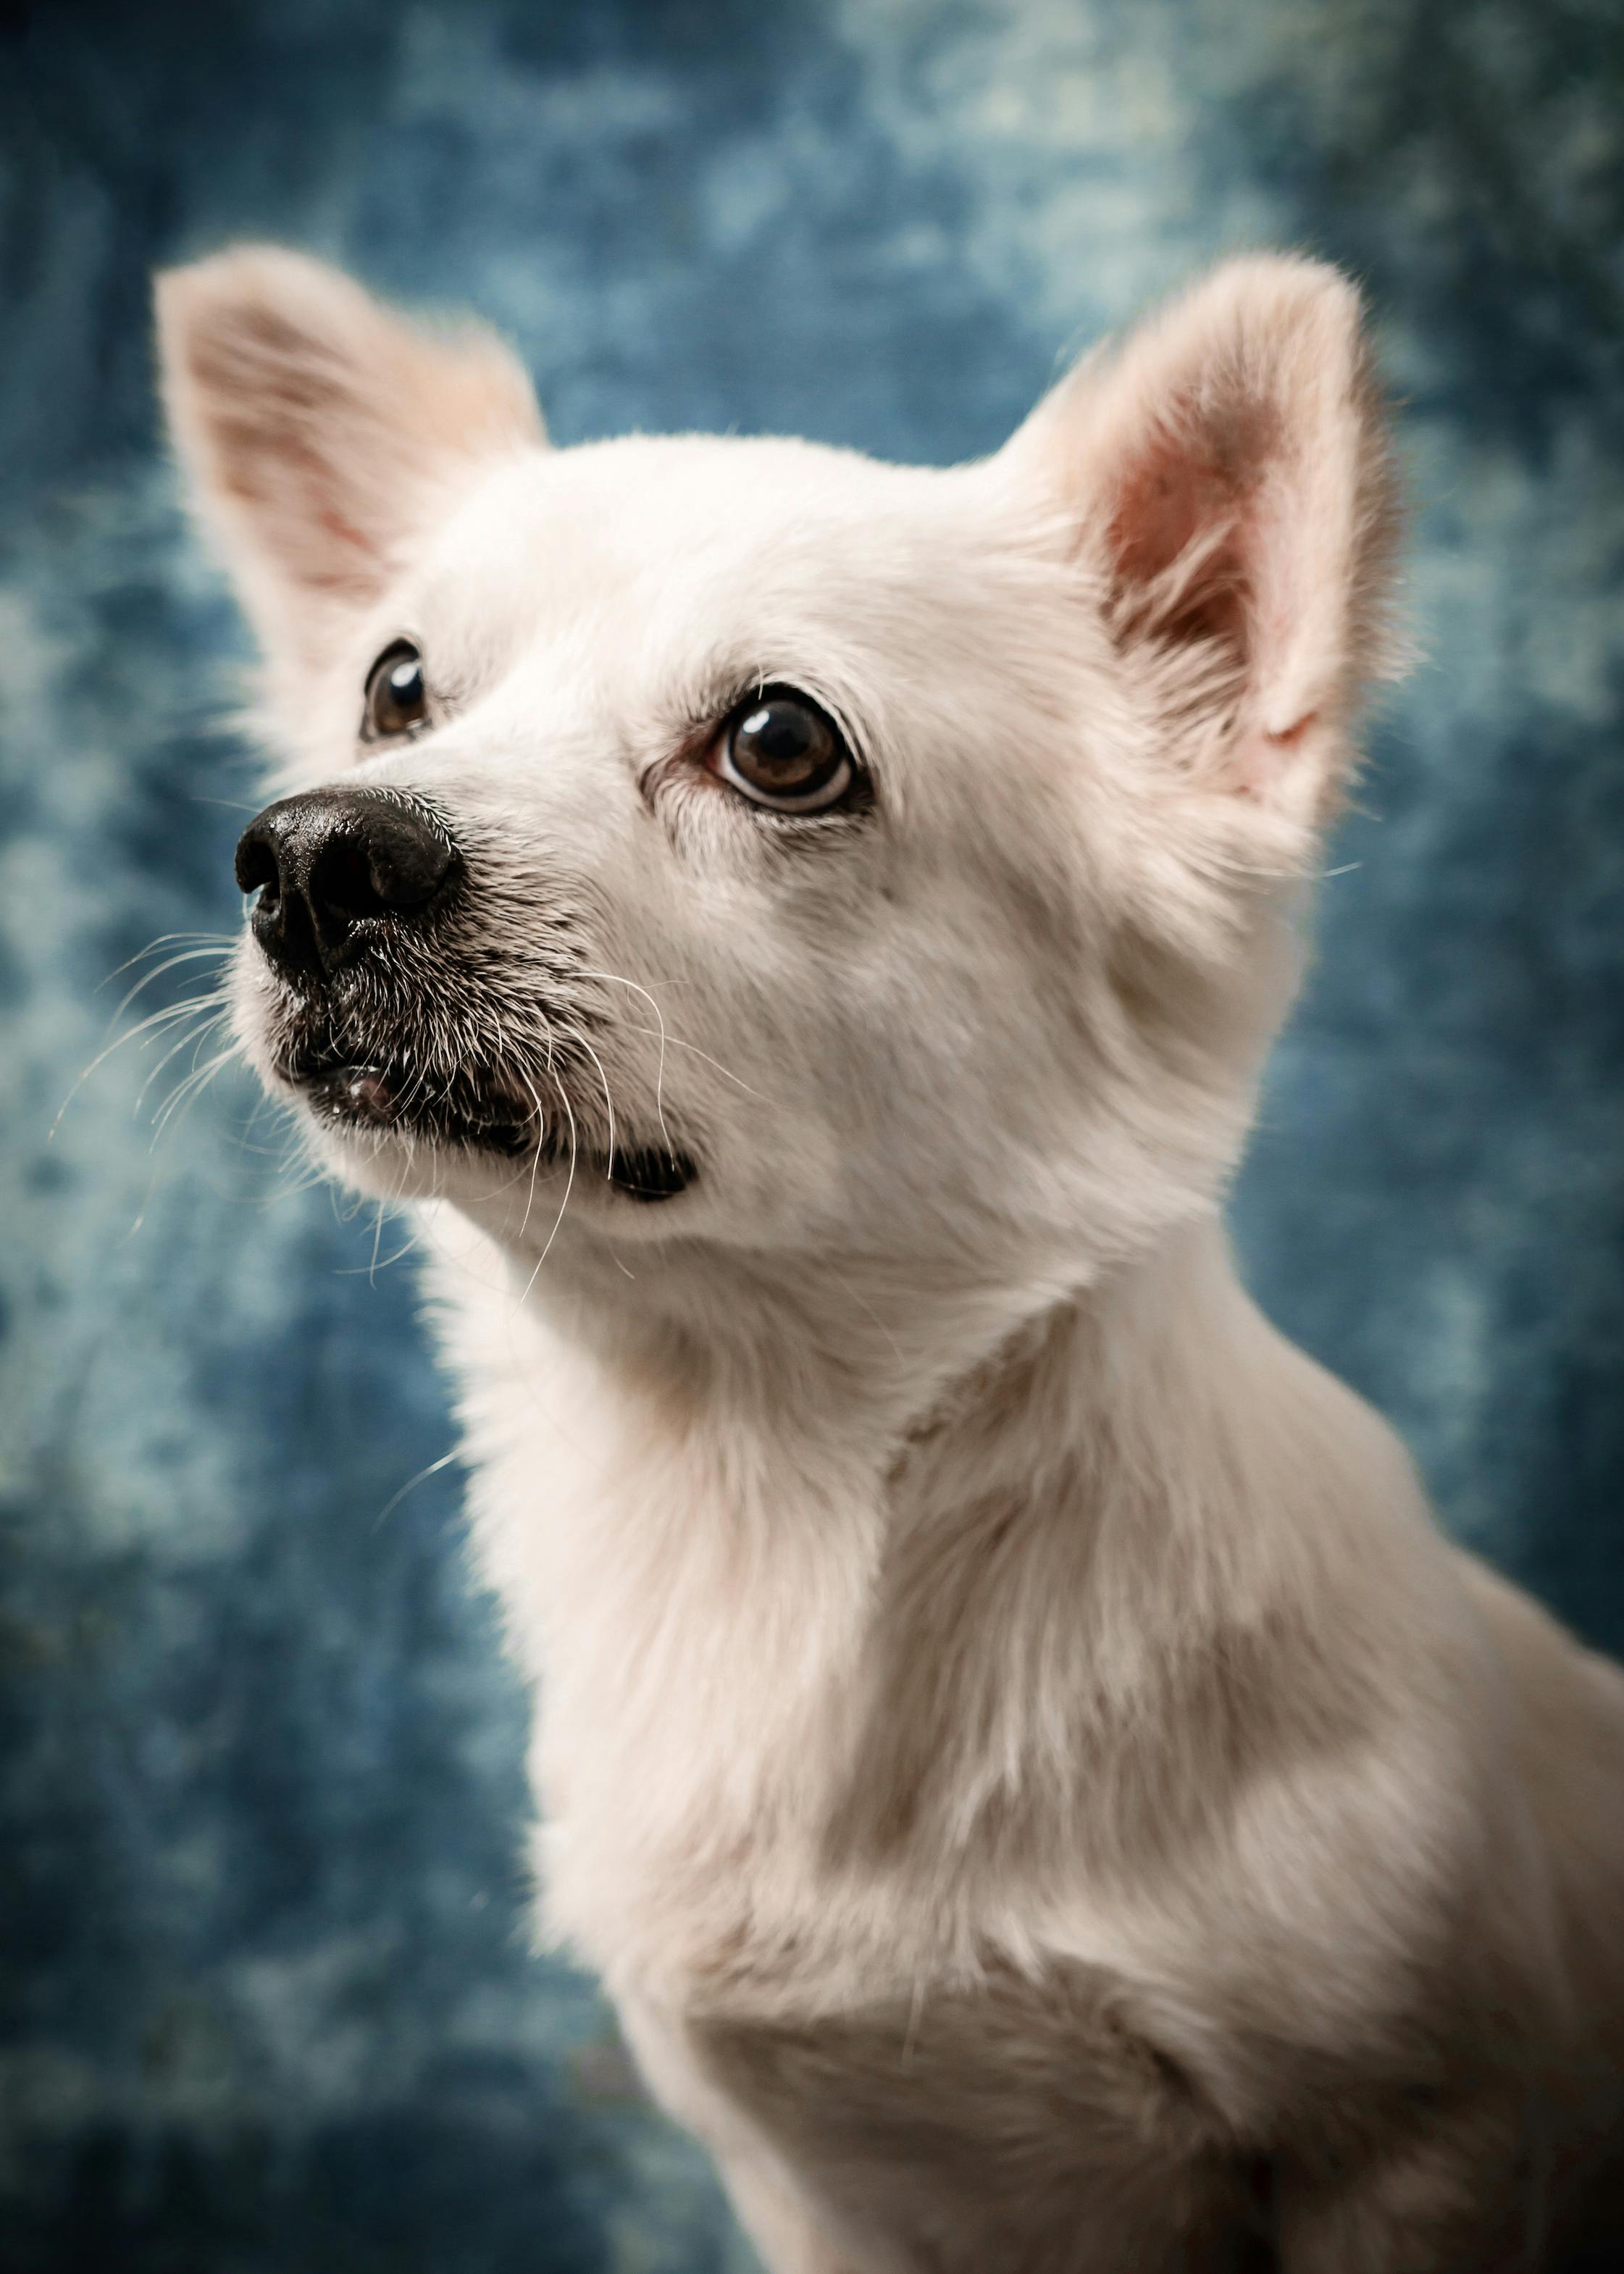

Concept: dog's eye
[[362, 640, 430, 740], [711, 688, 856, 814]]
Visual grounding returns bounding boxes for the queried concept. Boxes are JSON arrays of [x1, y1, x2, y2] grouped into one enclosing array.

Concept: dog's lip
[[287, 1056, 699, 1199], [303, 1063, 401, 1124], [293, 1057, 535, 1152]]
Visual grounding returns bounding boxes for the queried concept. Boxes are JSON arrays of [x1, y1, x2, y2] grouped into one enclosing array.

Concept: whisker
[[516, 1083, 578, 1309], [617, 1021, 773, 1105], [133, 1007, 232, 1114], [99, 932, 234, 990], [570, 1029, 619, 1179], [370, 1447, 461, 1534], [53, 989, 233, 1137], [148, 1044, 240, 1140], [577, 969, 674, 1156], [122, 1045, 241, 1237], [106, 943, 236, 1021], [514, 1070, 551, 1242], [369, 1198, 388, 1287]]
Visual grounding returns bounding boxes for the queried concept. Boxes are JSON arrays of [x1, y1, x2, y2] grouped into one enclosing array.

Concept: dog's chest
[[624, 1951, 1265, 2274], [545, 1761, 1265, 2266]]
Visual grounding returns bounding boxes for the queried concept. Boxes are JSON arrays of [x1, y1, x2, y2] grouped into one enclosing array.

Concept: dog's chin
[[282, 1053, 698, 1206]]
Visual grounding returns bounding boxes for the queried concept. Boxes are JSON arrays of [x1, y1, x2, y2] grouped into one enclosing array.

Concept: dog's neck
[[535, 1206, 1288, 1502], [495, 1208, 1397, 1710], [448, 1199, 1426, 1962], [533, 1208, 1206, 1455]]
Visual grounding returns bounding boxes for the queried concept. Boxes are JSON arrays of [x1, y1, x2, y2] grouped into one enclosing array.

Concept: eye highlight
[[362, 640, 430, 742], [708, 687, 858, 815]]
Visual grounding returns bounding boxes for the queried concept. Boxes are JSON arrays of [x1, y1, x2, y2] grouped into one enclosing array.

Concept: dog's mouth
[[300, 1057, 533, 1154], [289, 1052, 697, 1202]]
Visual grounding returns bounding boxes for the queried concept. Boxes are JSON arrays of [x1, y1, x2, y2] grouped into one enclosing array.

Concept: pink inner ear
[[1111, 443, 1215, 586], [1014, 256, 1396, 812], [316, 503, 379, 566], [1108, 438, 1252, 663]]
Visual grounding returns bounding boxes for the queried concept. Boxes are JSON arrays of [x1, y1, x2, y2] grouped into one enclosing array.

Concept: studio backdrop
[[3, 1, 1621, 2268]]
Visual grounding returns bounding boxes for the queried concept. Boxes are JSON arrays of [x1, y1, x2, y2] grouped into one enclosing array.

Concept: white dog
[[157, 246, 1624, 2270]]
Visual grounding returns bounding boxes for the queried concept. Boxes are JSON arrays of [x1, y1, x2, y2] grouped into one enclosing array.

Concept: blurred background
[[3, 0, 1621, 2267]]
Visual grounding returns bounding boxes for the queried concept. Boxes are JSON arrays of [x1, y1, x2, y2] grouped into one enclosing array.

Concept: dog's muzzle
[[233, 789, 698, 1200]]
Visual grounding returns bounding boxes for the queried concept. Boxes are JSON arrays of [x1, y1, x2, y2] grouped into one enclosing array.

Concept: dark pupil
[[370, 648, 424, 733], [382, 661, 422, 719], [734, 699, 833, 789]]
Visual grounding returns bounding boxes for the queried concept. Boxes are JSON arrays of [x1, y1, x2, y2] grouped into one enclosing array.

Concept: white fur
[[158, 246, 1624, 2270]]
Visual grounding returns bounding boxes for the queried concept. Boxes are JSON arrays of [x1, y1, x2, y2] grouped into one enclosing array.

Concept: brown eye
[[362, 640, 429, 740], [712, 687, 856, 814]]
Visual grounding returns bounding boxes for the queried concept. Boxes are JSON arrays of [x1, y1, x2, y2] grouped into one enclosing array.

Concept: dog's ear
[[1005, 255, 1400, 829], [156, 246, 543, 667]]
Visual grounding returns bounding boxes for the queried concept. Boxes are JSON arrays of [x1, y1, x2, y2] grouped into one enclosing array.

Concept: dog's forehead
[[424, 432, 997, 642], [406, 432, 1065, 754]]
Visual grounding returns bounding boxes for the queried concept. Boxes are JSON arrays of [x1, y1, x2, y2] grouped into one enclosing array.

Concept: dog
[[156, 245, 1624, 2270]]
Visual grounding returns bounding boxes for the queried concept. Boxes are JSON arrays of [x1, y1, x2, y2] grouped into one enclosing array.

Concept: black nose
[[235, 790, 459, 981]]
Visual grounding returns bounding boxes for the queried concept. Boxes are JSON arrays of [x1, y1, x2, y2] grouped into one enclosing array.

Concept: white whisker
[[133, 1008, 232, 1114], [99, 932, 234, 990], [53, 987, 234, 1138], [370, 1448, 461, 1534], [577, 969, 676, 1154], [515, 1083, 578, 1311], [368, 1199, 388, 1287], [619, 1021, 771, 1105], [148, 1044, 240, 1141], [571, 1028, 619, 1178], [514, 1070, 552, 1242], [106, 943, 236, 1021]]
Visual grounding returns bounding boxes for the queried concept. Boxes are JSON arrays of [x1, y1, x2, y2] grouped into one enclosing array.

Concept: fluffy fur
[[157, 244, 1624, 2270]]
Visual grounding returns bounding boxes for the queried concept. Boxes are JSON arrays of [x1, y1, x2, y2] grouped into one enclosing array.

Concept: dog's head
[[157, 248, 1396, 1288]]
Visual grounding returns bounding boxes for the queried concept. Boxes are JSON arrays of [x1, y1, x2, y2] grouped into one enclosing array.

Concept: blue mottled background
[[3, 1, 1621, 2266]]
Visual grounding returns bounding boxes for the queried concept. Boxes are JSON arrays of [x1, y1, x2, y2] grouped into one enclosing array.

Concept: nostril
[[234, 829, 280, 900], [309, 834, 393, 926]]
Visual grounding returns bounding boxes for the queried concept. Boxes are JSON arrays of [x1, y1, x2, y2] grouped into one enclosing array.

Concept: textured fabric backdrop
[[4, 2, 1621, 2267]]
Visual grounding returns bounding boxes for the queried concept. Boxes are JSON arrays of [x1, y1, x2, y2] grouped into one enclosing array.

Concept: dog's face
[[159, 250, 1394, 1284]]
